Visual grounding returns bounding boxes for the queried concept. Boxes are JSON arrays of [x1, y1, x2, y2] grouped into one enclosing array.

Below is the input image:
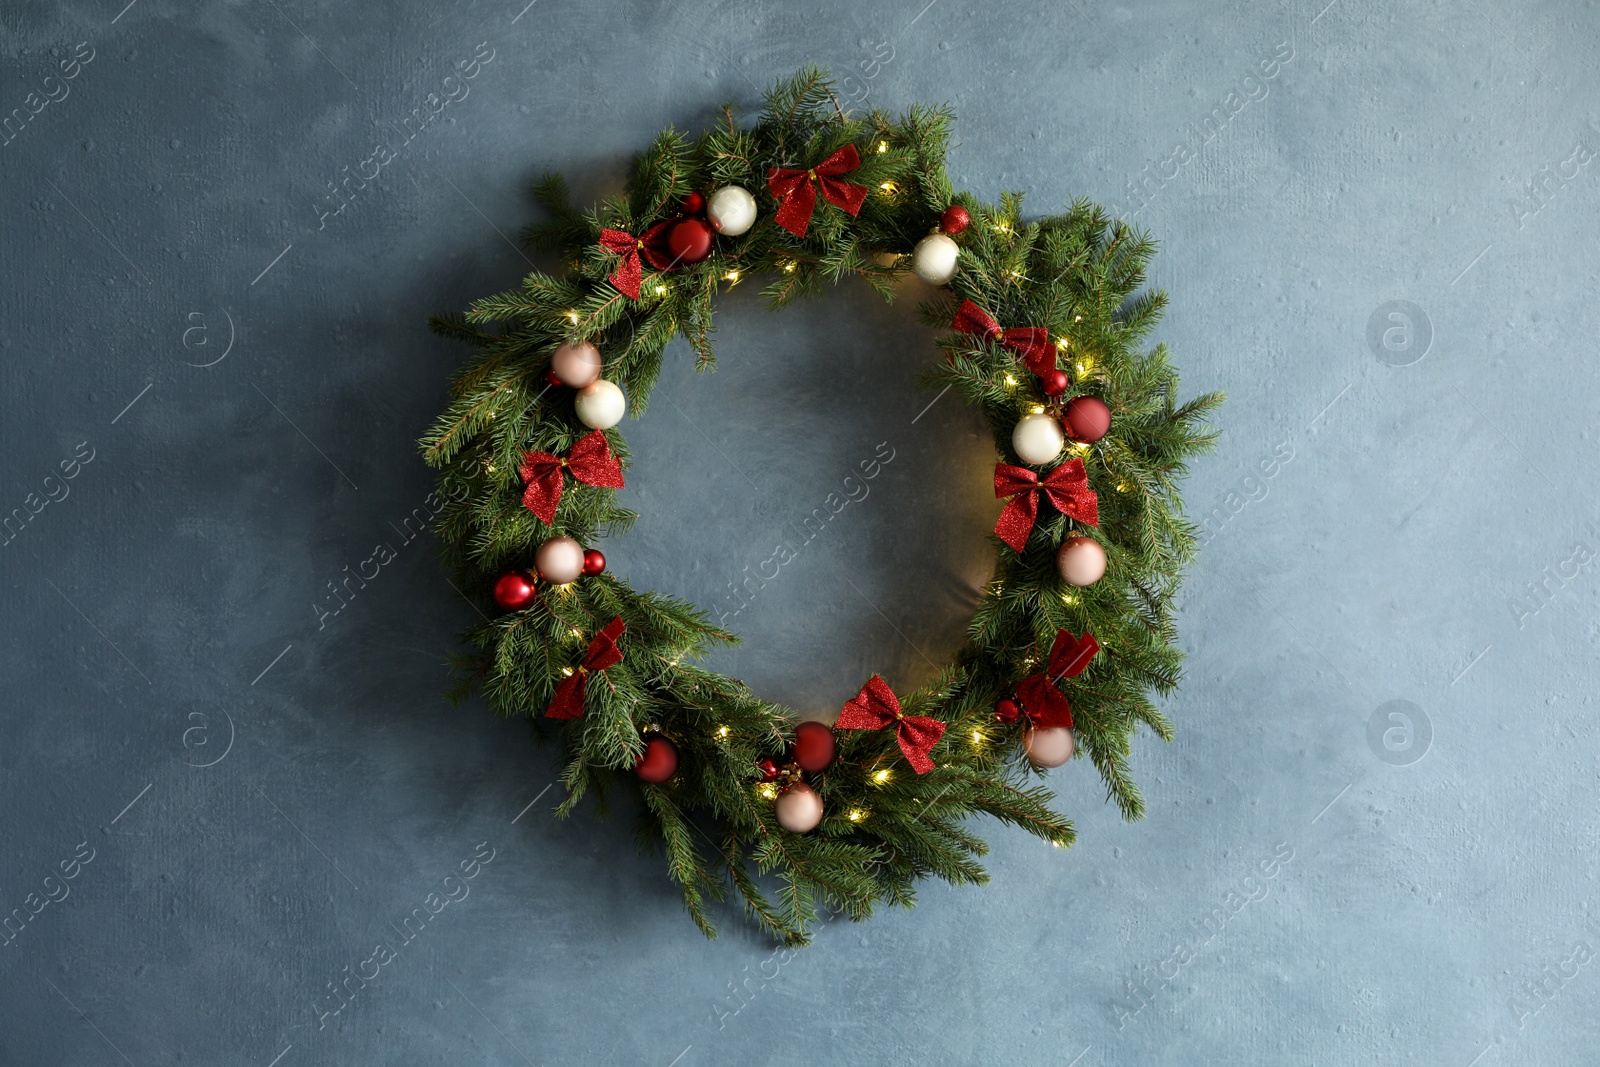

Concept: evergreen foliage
[[421, 68, 1221, 944]]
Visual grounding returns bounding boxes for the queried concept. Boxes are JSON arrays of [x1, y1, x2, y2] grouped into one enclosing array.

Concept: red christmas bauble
[[1064, 395, 1112, 443], [666, 217, 714, 266], [1041, 369, 1069, 397], [491, 571, 537, 611], [792, 720, 836, 773], [940, 204, 970, 235], [994, 697, 1021, 724], [582, 549, 607, 576], [543, 369, 562, 388], [757, 758, 781, 782], [634, 736, 679, 783], [681, 191, 705, 215]]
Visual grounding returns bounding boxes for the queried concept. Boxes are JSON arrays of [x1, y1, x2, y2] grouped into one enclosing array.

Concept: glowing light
[[879, 181, 899, 195], [847, 808, 867, 823], [1056, 337, 1070, 349], [1052, 839, 1067, 849], [1062, 593, 1078, 605], [486, 463, 496, 473], [568, 628, 583, 637], [993, 220, 1012, 234], [783, 261, 796, 273], [724, 270, 741, 284], [1117, 482, 1130, 492], [872, 769, 892, 785], [757, 782, 779, 800], [877, 140, 889, 153], [717, 725, 730, 740], [1008, 269, 1023, 281], [560, 667, 574, 677], [654, 284, 668, 295], [971, 729, 985, 745], [1004, 374, 1018, 387], [566, 310, 580, 324], [1030, 405, 1045, 415], [1074, 314, 1083, 322]]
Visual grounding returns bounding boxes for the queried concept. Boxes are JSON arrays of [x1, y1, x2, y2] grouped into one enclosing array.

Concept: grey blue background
[[3, 0, 1597, 1064]]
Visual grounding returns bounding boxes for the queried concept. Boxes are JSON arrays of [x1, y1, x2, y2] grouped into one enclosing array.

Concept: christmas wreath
[[421, 68, 1219, 944]]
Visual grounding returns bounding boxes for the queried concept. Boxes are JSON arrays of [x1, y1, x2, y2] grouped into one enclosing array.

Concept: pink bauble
[[1023, 726, 1075, 768], [534, 536, 585, 585], [1056, 536, 1106, 587], [550, 341, 602, 388], [774, 782, 823, 833]]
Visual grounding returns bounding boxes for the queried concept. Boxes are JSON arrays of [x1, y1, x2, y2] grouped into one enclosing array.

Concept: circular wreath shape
[[421, 68, 1219, 945]]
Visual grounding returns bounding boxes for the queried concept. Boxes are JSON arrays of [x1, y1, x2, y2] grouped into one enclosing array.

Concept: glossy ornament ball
[[757, 757, 781, 782], [534, 536, 586, 585], [993, 697, 1021, 724], [582, 548, 606, 576], [1064, 395, 1112, 444], [1012, 412, 1065, 466], [550, 341, 602, 388], [543, 369, 562, 388], [491, 571, 537, 611], [634, 736, 679, 783], [666, 216, 715, 265], [680, 191, 705, 215], [1056, 536, 1107, 587], [574, 379, 626, 430], [1023, 726, 1075, 768], [792, 721, 836, 773], [774, 782, 824, 833], [939, 204, 970, 235], [1041, 369, 1069, 397], [706, 185, 757, 236], [910, 233, 960, 285]]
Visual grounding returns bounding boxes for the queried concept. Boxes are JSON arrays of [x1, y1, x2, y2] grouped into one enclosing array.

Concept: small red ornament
[[680, 191, 705, 215], [994, 697, 1021, 724], [1041, 369, 1069, 397], [582, 548, 607, 576], [634, 735, 679, 783], [940, 204, 970, 235], [1064, 395, 1112, 443], [491, 571, 537, 612], [757, 757, 781, 782], [543, 369, 562, 388], [666, 217, 714, 266], [792, 720, 836, 772]]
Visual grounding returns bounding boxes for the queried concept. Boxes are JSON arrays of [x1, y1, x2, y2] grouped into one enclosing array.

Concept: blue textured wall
[[4, 1, 1597, 1064]]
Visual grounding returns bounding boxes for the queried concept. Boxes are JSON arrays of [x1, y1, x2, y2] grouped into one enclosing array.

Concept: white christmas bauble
[[707, 185, 757, 236], [535, 536, 585, 585], [1011, 413, 1065, 466], [910, 233, 960, 285], [1023, 726, 1074, 768], [774, 782, 823, 833], [574, 379, 626, 430]]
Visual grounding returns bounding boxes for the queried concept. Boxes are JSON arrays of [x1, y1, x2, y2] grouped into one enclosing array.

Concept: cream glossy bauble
[[774, 782, 824, 833], [1056, 536, 1107, 587], [707, 185, 757, 236], [1023, 726, 1074, 768], [910, 232, 960, 285], [550, 341, 602, 388], [574, 379, 626, 430], [1012, 412, 1065, 466], [534, 536, 586, 585]]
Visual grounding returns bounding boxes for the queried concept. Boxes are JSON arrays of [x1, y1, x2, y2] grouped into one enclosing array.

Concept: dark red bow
[[993, 459, 1098, 552], [1015, 629, 1099, 729], [597, 221, 674, 299], [835, 675, 946, 774], [767, 145, 869, 238], [517, 430, 626, 525], [545, 616, 626, 720], [951, 300, 1056, 377]]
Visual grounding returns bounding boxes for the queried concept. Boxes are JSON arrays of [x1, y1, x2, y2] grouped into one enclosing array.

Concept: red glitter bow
[[767, 144, 869, 238], [993, 459, 1098, 552], [545, 616, 626, 720], [951, 299, 1056, 377], [597, 221, 674, 299], [835, 675, 946, 775], [517, 430, 626, 525], [1015, 629, 1099, 729]]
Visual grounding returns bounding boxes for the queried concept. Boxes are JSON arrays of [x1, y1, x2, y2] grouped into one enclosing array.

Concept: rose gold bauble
[[550, 341, 602, 388], [1023, 726, 1075, 768], [1056, 536, 1107, 587], [534, 536, 586, 585], [774, 782, 824, 833]]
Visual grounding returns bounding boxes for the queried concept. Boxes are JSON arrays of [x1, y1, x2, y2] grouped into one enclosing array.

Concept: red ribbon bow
[[1015, 629, 1099, 729], [598, 221, 674, 299], [951, 299, 1056, 377], [993, 459, 1098, 552], [517, 430, 626, 525], [835, 675, 946, 775], [545, 616, 626, 720], [767, 145, 869, 238]]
